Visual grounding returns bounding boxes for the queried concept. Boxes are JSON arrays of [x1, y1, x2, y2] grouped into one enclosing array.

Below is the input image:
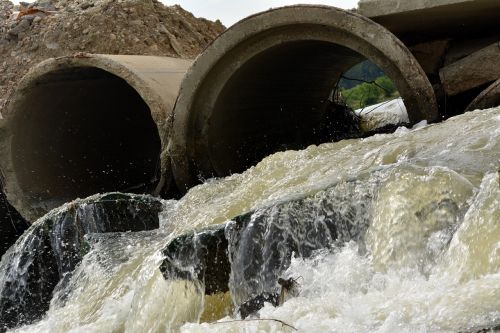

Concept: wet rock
[[160, 224, 230, 295], [226, 183, 372, 316], [160, 177, 377, 317], [0, 185, 29, 258], [0, 221, 58, 331], [0, 192, 163, 331]]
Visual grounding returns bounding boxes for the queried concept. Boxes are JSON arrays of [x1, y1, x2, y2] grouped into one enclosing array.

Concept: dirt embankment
[[0, 0, 225, 117]]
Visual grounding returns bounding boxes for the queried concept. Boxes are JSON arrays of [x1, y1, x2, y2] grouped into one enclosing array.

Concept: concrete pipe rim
[[169, 5, 438, 191], [1, 54, 171, 221], [466, 79, 500, 111]]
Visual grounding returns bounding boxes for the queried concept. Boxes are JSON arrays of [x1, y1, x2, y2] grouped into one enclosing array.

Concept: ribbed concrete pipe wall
[[0, 54, 192, 220], [169, 5, 438, 191]]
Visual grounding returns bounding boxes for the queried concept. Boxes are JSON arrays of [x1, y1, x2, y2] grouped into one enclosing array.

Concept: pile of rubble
[[0, 0, 225, 117]]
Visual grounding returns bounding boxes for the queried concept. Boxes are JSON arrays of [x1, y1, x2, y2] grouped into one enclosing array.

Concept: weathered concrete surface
[[169, 5, 437, 191], [359, 0, 500, 42], [408, 40, 449, 76], [359, 0, 481, 18], [466, 79, 500, 111], [440, 42, 500, 96], [355, 98, 409, 132], [443, 36, 500, 67], [0, 54, 192, 221], [358, 0, 500, 117]]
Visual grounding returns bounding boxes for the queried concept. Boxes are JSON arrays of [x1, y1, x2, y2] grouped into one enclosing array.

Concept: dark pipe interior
[[12, 67, 161, 204], [207, 40, 364, 176]]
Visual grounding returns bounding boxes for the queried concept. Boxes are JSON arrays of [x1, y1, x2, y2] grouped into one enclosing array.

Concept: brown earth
[[0, 0, 225, 117]]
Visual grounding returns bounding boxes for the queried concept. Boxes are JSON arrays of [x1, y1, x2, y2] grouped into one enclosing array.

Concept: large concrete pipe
[[0, 54, 192, 220], [169, 5, 438, 191]]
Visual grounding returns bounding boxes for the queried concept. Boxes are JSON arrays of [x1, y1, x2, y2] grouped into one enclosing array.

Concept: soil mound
[[0, 0, 225, 117]]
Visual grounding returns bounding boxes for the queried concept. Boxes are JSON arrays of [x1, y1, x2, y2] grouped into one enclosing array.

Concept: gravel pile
[[0, 0, 225, 117]]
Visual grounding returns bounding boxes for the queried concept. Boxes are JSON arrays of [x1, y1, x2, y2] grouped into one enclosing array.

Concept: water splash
[[5, 108, 500, 332]]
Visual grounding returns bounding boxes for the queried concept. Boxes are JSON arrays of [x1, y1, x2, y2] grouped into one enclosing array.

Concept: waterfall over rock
[[1, 107, 499, 333], [0, 193, 163, 331]]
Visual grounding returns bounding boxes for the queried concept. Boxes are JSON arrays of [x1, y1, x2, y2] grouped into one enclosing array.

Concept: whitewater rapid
[[6, 107, 500, 333]]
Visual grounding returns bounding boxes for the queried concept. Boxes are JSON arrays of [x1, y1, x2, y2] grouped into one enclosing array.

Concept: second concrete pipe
[[169, 5, 438, 191], [1, 6, 437, 220]]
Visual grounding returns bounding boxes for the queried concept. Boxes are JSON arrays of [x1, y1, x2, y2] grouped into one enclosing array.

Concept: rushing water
[[2, 107, 500, 332]]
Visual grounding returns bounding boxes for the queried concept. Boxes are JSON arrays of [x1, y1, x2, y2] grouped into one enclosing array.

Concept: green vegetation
[[340, 75, 400, 110], [339, 61, 385, 89], [337, 60, 400, 110]]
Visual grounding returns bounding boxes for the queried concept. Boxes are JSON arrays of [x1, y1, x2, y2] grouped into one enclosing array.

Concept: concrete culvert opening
[[170, 6, 438, 191], [8, 64, 161, 216], [208, 40, 365, 176], [207, 48, 405, 177]]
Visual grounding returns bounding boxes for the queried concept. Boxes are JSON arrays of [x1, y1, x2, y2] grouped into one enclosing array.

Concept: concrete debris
[[355, 98, 409, 132], [0, 0, 225, 117], [440, 42, 500, 96], [358, 0, 474, 18]]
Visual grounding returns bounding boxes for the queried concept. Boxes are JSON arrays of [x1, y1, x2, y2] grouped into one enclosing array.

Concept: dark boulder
[[160, 225, 230, 295], [0, 184, 29, 259], [160, 177, 377, 318], [0, 193, 163, 331]]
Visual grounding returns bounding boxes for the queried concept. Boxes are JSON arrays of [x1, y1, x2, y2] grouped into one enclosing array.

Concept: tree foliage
[[340, 76, 400, 110], [339, 61, 385, 89]]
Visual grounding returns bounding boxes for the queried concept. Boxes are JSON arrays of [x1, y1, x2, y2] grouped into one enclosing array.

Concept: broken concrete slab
[[359, 0, 500, 43], [440, 42, 500, 96], [359, 0, 479, 18], [409, 40, 449, 76], [355, 98, 409, 132]]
